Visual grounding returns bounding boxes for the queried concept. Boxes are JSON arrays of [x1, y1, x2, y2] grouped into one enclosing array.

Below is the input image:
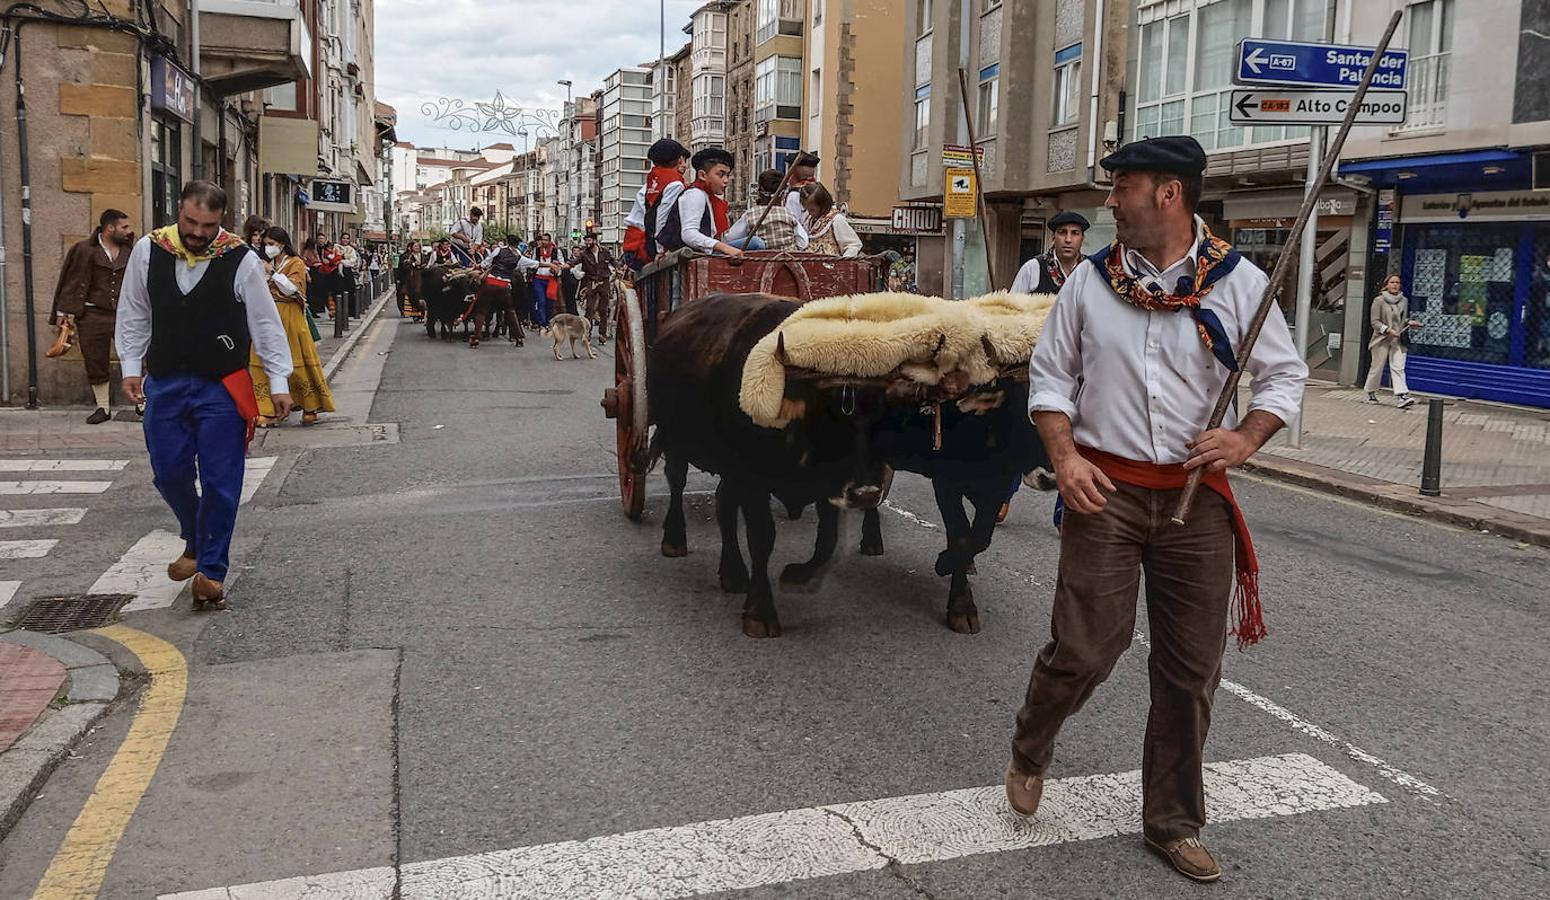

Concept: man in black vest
[[115, 181, 293, 609], [473, 234, 540, 348]]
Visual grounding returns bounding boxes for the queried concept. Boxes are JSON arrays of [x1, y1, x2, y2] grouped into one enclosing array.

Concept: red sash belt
[[482, 275, 511, 288], [221, 368, 261, 449], [1077, 446, 1266, 649]]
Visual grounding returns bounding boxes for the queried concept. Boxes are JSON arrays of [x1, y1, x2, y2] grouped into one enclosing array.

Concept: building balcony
[[691, 116, 725, 144], [198, 0, 312, 96]]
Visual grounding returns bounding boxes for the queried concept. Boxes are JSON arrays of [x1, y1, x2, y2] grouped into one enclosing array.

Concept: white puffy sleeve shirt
[[1028, 227, 1307, 466], [115, 236, 293, 387]]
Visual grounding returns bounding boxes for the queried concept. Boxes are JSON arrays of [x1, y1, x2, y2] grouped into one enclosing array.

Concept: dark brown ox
[[419, 266, 478, 340], [648, 293, 889, 638]]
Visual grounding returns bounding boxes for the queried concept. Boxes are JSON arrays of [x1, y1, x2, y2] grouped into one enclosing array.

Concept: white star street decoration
[[420, 92, 562, 138]]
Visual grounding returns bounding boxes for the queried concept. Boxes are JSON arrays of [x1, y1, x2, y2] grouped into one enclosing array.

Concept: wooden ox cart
[[599, 249, 884, 520]]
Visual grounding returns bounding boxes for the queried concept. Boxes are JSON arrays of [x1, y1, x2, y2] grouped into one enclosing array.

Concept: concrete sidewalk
[[1246, 382, 1550, 547], [0, 288, 396, 452]]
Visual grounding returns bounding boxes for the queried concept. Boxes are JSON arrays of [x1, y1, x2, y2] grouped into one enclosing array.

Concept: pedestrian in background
[[51, 208, 135, 424], [242, 215, 270, 254], [1365, 274, 1421, 409], [252, 227, 334, 427], [337, 232, 362, 317]]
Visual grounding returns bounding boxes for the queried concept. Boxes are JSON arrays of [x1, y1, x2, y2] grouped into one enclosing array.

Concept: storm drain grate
[[16, 593, 136, 633]]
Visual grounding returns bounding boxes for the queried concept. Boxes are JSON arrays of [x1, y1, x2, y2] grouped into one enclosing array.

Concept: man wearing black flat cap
[[1005, 136, 1307, 883], [1011, 210, 1091, 295]]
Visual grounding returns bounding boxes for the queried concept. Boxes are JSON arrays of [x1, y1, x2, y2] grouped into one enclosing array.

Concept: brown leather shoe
[[1145, 836, 1222, 882], [191, 573, 227, 611], [168, 552, 198, 582], [1005, 764, 1044, 817]]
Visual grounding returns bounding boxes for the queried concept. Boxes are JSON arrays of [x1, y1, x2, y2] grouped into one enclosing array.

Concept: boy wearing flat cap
[[659, 147, 753, 257], [1011, 210, 1090, 295], [1005, 136, 1307, 883]]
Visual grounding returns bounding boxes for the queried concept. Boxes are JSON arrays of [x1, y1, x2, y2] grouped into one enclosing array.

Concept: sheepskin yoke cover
[[739, 290, 1056, 428]]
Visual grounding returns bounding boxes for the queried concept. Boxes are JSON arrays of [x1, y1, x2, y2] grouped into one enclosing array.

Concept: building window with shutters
[[914, 84, 931, 150]]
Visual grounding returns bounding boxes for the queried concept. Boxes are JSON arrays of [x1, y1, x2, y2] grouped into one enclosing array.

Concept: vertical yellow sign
[[944, 167, 977, 219]]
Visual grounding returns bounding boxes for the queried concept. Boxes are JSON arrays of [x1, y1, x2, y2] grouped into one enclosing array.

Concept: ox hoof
[[966, 561, 978, 576], [946, 610, 982, 634], [719, 569, 749, 593], [741, 615, 783, 639], [779, 562, 817, 585], [859, 537, 885, 557], [661, 543, 689, 559]]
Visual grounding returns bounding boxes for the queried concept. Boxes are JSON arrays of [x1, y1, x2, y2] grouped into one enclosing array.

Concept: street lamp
[[557, 79, 573, 104]]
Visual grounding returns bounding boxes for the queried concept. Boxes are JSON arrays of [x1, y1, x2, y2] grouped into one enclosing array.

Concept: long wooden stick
[[746, 149, 807, 245], [955, 68, 997, 291], [1172, 10, 1403, 525]]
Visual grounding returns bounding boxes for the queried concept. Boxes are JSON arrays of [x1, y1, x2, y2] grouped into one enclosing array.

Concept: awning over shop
[[1338, 149, 1530, 191]]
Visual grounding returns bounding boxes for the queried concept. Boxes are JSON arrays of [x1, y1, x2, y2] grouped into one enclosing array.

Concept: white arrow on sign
[[1228, 88, 1408, 126], [1244, 46, 1268, 74]]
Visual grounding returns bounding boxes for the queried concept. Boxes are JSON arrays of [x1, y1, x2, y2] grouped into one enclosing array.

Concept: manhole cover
[[16, 594, 135, 633]]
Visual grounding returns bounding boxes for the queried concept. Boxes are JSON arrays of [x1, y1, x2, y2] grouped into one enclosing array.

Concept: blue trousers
[[531, 278, 552, 327], [143, 372, 247, 581], [726, 236, 767, 251]]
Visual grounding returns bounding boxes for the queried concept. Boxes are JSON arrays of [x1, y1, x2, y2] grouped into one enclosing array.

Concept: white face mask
[[264, 244, 282, 259]]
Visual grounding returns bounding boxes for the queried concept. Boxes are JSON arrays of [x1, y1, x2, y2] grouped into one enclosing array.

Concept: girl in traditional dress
[[800, 183, 863, 258], [252, 227, 336, 426]]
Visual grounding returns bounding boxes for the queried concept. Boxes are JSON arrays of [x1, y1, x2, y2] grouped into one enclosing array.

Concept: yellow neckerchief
[[151, 224, 246, 269]]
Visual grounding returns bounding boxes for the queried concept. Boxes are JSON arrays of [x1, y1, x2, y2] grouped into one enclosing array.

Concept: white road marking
[[0, 539, 57, 559], [0, 581, 19, 611], [160, 753, 1383, 900], [883, 499, 938, 529], [0, 507, 89, 528], [240, 456, 277, 504], [1130, 631, 1444, 800], [0, 459, 129, 472], [0, 480, 112, 495], [95, 530, 190, 613]]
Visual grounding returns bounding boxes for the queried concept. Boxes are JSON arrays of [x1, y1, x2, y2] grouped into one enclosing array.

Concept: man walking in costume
[[1012, 210, 1090, 295], [115, 182, 294, 609], [51, 208, 135, 423], [1005, 137, 1307, 882]]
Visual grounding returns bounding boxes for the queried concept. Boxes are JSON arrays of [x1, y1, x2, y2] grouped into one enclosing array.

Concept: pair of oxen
[[649, 292, 1053, 639]]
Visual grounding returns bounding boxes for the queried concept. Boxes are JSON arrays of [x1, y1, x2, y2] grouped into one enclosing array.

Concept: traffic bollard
[[1420, 398, 1444, 497]]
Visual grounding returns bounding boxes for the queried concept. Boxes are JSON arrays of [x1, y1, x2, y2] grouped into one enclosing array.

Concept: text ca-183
[[1228, 88, 1408, 127]]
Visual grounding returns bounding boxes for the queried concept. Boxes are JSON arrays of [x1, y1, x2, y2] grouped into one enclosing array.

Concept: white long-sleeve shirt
[[624, 181, 687, 236], [478, 246, 542, 271], [673, 186, 746, 253], [115, 235, 293, 386], [810, 213, 863, 258], [1028, 218, 1307, 465]]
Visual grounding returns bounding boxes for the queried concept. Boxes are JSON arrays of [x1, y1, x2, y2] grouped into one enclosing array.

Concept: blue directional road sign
[[1235, 39, 1407, 90]]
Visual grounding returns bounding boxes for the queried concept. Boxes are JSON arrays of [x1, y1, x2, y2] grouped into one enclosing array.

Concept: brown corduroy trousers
[[1011, 480, 1236, 841]]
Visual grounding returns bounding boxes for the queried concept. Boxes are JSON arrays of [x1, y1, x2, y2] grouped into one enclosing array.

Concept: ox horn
[[776, 332, 790, 365], [932, 332, 947, 359], [981, 334, 999, 367]]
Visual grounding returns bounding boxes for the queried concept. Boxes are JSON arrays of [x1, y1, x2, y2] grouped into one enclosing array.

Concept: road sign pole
[[1288, 125, 1323, 450], [948, 0, 971, 301]]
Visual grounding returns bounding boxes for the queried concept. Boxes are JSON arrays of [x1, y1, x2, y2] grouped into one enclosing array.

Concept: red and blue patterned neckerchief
[[1042, 249, 1072, 289], [1089, 226, 1243, 372]]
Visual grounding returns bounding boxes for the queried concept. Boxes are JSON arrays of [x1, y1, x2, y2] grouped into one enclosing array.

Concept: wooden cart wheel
[[610, 281, 650, 521]]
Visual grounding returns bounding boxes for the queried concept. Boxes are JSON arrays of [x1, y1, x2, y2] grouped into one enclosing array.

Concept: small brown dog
[[541, 314, 596, 360]]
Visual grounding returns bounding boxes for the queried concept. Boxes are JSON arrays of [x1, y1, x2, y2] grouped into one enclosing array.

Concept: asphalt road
[[1, 313, 1547, 899]]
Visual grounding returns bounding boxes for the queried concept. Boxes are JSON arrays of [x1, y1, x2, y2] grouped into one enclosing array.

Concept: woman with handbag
[[530, 234, 561, 328], [1365, 274, 1422, 409], [251, 227, 336, 426]]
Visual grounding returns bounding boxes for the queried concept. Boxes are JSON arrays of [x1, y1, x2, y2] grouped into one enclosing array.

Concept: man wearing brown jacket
[[52, 209, 135, 423]]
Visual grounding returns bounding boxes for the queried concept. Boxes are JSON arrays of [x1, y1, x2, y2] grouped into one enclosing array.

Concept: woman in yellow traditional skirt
[[252, 226, 336, 426]]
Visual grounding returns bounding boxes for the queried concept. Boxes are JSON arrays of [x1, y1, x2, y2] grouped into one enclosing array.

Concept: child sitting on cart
[[659, 148, 760, 258], [621, 139, 690, 271]]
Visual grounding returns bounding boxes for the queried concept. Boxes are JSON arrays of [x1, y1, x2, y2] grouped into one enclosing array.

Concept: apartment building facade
[[1, 0, 379, 405], [802, 0, 906, 225], [688, 3, 735, 153], [599, 67, 654, 242], [749, 0, 806, 204], [1335, 0, 1550, 407], [726, 0, 759, 207]]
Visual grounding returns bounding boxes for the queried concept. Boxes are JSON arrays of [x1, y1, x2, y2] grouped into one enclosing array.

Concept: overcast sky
[[376, 0, 705, 151]]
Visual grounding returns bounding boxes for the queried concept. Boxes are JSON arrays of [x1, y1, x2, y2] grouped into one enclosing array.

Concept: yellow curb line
[[31, 624, 187, 900]]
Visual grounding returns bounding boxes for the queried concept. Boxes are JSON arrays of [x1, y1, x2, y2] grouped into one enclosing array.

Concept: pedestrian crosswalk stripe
[[158, 753, 1385, 900], [0, 581, 19, 612], [0, 539, 57, 560], [0, 480, 112, 495], [240, 456, 277, 504], [97, 531, 191, 613], [0, 459, 130, 472], [0, 508, 89, 528]]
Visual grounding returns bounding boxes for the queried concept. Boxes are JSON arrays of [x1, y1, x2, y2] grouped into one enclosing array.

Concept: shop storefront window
[[1405, 224, 1517, 367], [1528, 229, 1550, 370], [150, 117, 182, 229]]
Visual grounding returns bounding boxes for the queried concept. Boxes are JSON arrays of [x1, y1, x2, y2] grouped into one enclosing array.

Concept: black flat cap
[[1048, 210, 1091, 231], [691, 147, 736, 172], [648, 139, 691, 166], [1100, 136, 1207, 177]]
